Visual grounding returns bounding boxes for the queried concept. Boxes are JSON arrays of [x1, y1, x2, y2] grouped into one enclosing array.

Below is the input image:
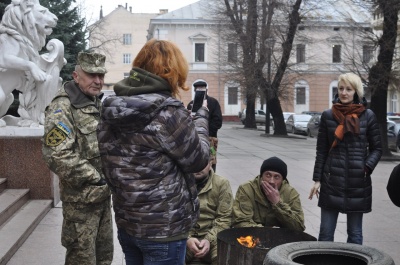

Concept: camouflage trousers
[[210, 137, 218, 172], [185, 237, 217, 265], [62, 198, 113, 265]]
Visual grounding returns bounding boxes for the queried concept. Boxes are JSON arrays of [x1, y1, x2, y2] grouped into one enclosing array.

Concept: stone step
[[0, 189, 29, 228], [0, 200, 52, 265], [0, 179, 6, 194]]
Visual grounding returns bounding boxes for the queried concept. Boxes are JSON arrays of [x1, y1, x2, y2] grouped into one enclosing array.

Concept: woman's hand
[[309, 181, 320, 200]]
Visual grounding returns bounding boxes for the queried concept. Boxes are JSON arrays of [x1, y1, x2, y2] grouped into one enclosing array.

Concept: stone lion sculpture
[[0, 0, 65, 127]]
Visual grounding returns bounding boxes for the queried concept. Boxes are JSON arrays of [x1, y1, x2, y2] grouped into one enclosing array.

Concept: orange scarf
[[331, 103, 366, 150]]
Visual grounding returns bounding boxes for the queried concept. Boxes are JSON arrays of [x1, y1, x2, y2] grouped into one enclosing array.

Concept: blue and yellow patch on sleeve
[[56, 122, 71, 136]]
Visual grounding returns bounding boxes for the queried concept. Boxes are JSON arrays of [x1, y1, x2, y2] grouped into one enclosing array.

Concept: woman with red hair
[[97, 39, 210, 265]]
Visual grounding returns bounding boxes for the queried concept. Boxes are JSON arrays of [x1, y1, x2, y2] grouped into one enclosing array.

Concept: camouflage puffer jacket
[[97, 67, 210, 240]]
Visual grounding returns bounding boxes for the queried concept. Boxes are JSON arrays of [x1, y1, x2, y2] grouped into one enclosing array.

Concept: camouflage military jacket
[[42, 81, 110, 204], [232, 175, 305, 231], [97, 67, 210, 240], [189, 170, 233, 247]]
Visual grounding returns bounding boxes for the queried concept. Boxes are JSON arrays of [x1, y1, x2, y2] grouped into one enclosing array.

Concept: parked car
[[239, 109, 267, 125], [302, 111, 322, 116], [272, 112, 296, 130], [283, 112, 295, 124], [306, 114, 321, 137], [285, 114, 312, 135], [387, 120, 400, 152], [387, 115, 400, 123]]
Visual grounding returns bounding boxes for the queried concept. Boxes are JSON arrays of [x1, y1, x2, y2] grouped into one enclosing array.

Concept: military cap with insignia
[[77, 52, 107, 74]]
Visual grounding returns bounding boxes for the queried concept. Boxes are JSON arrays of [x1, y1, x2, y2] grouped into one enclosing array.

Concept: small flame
[[237, 235, 260, 248]]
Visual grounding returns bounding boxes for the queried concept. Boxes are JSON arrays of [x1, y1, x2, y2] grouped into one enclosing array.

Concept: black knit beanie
[[260, 156, 287, 179]]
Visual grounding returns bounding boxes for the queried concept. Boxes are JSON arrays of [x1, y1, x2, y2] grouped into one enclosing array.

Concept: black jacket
[[312, 108, 382, 213], [388, 164, 400, 207], [188, 95, 222, 137]]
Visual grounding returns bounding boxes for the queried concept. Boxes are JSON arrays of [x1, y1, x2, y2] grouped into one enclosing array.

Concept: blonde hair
[[133, 39, 189, 98], [338, 73, 364, 98]]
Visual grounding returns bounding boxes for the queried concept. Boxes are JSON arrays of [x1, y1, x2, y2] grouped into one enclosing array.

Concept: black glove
[[94, 178, 107, 186]]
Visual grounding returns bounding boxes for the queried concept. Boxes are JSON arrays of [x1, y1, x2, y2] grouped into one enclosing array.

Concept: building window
[[392, 93, 398, 113], [123, 34, 132, 45], [363, 45, 373, 63], [195, 43, 205, 62], [296, 44, 305, 63], [332, 86, 338, 99], [123, 72, 129, 78], [296, 87, 306, 105], [228, 43, 237, 63], [228, 87, 238, 105], [332, 44, 341, 63], [123, 53, 131, 64]]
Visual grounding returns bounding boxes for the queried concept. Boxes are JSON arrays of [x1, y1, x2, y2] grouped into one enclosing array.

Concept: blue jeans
[[318, 208, 364, 244], [117, 228, 187, 265]]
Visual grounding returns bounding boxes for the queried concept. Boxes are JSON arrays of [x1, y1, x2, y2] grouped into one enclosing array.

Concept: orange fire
[[236, 235, 260, 248]]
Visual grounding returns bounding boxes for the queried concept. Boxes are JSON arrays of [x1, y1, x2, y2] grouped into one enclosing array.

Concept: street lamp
[[264, 37, 275, 134]]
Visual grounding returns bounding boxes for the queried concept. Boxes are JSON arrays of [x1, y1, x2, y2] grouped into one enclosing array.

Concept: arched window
[[329, 80, 338, 108]]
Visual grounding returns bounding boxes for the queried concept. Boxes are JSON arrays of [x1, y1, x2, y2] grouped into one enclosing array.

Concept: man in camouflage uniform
[[232, 157, 305, 232], [185, 148, 233, 265], [42, 52, 113, 265]]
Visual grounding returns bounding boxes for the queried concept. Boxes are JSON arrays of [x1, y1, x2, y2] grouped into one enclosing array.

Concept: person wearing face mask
[[309, 72, 382, 245], [232, 156, 305, 231]]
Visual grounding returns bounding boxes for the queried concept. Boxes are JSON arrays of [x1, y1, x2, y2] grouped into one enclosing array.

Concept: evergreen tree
[[40, 0, 86, 81]]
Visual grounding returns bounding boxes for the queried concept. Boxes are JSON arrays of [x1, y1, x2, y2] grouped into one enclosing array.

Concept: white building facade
[[146, 0, 373, 117], [91, 1, 387, 118]]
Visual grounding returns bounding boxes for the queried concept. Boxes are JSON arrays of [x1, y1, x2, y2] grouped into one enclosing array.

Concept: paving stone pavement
[[6, 123, 400, 264]]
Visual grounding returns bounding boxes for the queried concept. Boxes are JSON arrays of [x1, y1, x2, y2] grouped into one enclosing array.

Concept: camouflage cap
[[77, 52, 107, 74]]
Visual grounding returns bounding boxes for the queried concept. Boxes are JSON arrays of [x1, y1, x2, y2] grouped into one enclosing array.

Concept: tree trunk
[[369, 0, 399, 156], [269, 97, 286, 135], [268, 0, 302, 135]]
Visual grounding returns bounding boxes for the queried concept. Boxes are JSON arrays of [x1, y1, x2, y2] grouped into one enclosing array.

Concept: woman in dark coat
[[309, 73, 382, 245]]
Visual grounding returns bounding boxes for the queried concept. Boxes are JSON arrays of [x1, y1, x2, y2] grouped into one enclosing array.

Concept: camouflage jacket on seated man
[[42, 81, 110, 204], [232, 175, 305, 232], [189, 169, 233, 246]]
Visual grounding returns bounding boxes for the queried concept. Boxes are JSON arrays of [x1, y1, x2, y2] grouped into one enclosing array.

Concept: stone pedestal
[[0, 127, 60, 206]]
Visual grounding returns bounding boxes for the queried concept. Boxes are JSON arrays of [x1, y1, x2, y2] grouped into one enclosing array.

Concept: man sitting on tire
[[185, 147, 233, 265], [232, 156, 305, 231]]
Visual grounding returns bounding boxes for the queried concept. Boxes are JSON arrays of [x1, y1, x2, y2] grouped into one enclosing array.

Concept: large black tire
[[264, 241, 394, 265]]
